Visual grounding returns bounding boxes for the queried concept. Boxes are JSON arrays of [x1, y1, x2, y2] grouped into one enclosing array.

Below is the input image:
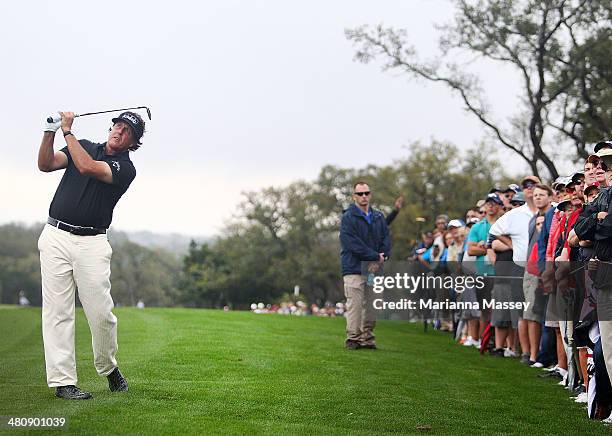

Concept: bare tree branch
[[346, 0, 610, 180]]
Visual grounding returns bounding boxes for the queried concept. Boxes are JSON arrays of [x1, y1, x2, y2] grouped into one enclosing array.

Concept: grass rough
[[0, 306, 607, 435]]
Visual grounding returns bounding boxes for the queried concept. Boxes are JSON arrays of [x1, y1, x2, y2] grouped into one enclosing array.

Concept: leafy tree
[[110, 240, 181, 307], [181, 140, 503, 307], [0, 223, 181, 307], [380, 141, 501, 259], [0, 223, 44, 305]]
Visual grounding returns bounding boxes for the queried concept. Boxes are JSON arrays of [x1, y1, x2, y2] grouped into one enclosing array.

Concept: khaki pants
[[343, 274, 376, 345], [38, 224, 118, 387], [522, 272, 542, 322]]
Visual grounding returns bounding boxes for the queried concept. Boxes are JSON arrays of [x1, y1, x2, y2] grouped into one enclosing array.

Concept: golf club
[[46, 106, 152, 123]]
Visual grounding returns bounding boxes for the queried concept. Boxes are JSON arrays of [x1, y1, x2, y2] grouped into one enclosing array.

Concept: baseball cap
[[554, 176, 574, 190], [594, 141, 612, 154], [556, 195, 571, 211], [596, 148, 612, 165], [502, 184, 520, 194], [570, 171, 585, 184], [484, 193, 503, 206], [112, 111, 145, 145], [448, 219, 464, 228], [552, 176, 567, 190], [521, 175, 541, 186], [510, 191, 526, 204]]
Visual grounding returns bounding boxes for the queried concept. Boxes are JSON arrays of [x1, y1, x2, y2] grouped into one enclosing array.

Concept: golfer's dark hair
[[533, 184, 553, 196], [353, 181, 370, 191], [128, 112, 145, 152]]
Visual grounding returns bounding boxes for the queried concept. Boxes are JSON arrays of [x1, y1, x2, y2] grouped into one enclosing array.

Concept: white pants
[[38, 224, 118, 387]]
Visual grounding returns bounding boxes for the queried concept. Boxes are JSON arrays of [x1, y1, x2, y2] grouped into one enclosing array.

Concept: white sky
[[1, 0, 529, 236]]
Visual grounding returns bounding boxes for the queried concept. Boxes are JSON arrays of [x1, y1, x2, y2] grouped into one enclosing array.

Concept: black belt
[[47, 217, 106, 236]]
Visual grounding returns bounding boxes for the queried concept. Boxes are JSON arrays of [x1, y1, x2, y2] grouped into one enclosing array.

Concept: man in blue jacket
[[340, 182, 391, 349]]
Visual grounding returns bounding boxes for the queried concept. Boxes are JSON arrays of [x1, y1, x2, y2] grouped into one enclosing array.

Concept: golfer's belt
[[47, 217, 107, 236]]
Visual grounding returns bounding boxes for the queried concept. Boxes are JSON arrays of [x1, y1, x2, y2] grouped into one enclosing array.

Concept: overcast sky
[[1, 0, 529, 236]]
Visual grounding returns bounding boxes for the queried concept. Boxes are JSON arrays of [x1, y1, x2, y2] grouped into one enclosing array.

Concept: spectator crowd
[[407, 141, 612, 423], [253, 142, 612, 424], [250, 301, 346, 317]]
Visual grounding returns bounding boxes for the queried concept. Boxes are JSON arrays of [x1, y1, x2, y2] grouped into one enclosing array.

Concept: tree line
[[0, 224, 181, 308], [1, 142, 503, 309], [180, 141, 504, 308]]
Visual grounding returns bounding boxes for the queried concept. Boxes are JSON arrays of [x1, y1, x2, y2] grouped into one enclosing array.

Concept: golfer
[[37, 110, 144, 399]]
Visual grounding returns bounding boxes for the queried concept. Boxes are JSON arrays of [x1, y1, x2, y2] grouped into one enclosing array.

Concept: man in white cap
[[489, 176, 540, 262]]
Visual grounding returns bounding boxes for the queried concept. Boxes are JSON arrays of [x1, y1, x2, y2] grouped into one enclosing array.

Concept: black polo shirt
[[48, 139, 136, 228]]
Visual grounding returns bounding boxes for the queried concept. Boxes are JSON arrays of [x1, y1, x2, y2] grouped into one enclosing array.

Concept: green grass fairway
[[0, 306, 607, 435]]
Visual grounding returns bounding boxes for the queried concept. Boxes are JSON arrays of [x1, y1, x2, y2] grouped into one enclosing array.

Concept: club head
[[139, 106, 152, 120]]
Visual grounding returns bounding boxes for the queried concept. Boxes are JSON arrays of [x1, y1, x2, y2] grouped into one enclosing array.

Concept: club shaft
[[78, 107, 148, 117], [46, 106, 150, 123]]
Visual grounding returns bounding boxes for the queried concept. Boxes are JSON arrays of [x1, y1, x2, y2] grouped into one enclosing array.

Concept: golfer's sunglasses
[[354, 191, 371, 196]]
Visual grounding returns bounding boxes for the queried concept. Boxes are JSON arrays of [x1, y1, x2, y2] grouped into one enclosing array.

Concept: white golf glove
[[44, 112, 62, 132]]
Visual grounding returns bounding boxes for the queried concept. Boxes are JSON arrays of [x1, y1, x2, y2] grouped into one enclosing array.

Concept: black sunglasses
[[522, 181, 535, 189], [354, 191, 371, 197]]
